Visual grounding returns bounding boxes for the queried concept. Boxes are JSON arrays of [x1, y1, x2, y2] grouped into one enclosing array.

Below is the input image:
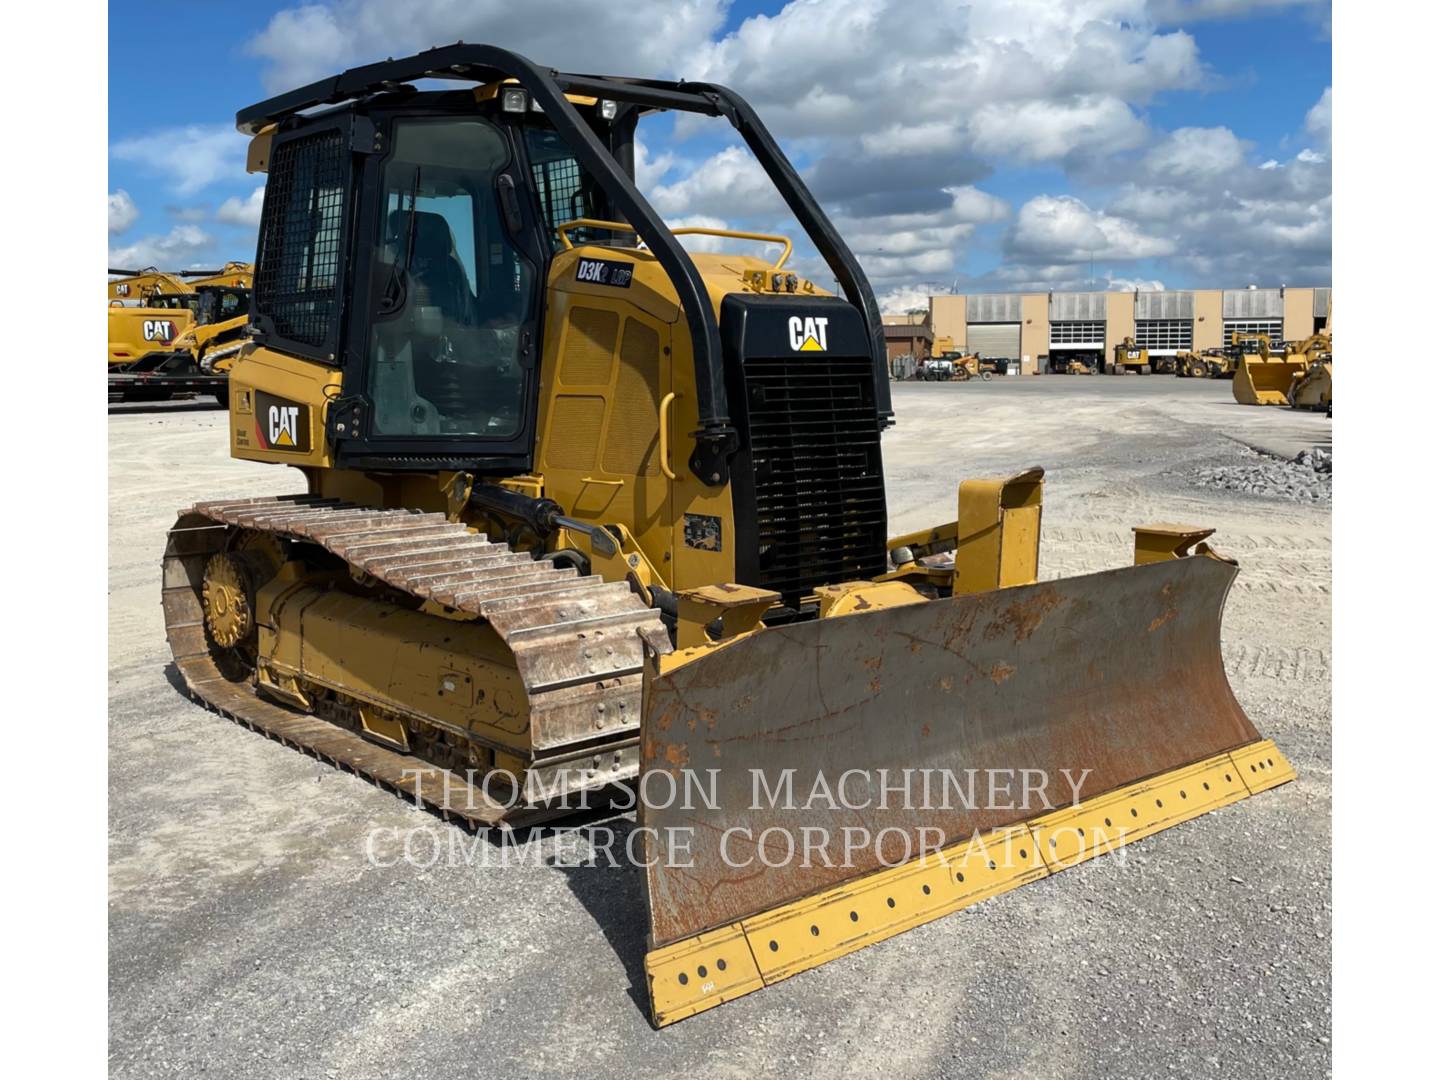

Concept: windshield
[[366, 117, 535, 438]]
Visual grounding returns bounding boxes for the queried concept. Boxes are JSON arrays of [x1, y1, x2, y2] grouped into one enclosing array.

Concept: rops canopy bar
[[236, 43, 892, 483]]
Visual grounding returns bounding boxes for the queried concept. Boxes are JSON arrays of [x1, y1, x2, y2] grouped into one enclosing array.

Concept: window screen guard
[[253, 123, 354, 361]]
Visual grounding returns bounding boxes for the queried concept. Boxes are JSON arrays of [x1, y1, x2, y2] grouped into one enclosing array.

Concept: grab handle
[[659, 392, 678, 481]]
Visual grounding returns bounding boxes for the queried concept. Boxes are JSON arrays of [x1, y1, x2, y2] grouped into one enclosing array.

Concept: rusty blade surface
[[639, 555, 1258, 947]]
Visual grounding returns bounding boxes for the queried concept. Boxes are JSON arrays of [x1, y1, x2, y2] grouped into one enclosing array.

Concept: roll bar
[[237, 43, 893, 484]]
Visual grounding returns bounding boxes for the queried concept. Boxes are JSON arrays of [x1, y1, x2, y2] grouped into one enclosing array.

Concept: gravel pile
[[1188, 445, 1331, 502]]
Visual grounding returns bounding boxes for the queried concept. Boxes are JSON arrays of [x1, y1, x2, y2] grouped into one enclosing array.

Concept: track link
[[162, 494, 671, 826]]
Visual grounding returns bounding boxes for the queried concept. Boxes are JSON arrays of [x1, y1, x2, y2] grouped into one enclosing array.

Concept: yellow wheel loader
[[162, 45, 1293, 1028], [1285, 331, 1332, 415], [1231, 333, 1308, 406]]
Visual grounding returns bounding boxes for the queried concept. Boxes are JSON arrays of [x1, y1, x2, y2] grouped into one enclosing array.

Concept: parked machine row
[[108, 262, 253, 404]]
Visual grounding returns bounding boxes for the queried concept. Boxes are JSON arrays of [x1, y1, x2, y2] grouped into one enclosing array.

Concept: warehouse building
[[882, 314, 934, 364], [927, 286, 1331, 374]]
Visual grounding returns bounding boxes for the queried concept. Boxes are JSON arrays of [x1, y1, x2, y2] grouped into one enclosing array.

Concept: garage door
[[1223, 319, 1283, 345], [1135, 319, 1193, 355], [968, 323, 1020, 360], [1049, 321, 1105, 349]]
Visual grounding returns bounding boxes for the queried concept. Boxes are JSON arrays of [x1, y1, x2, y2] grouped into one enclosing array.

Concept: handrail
[[558, 220, 793, 271], [670, 228, 792, 270], [555, 218, 638, 250]]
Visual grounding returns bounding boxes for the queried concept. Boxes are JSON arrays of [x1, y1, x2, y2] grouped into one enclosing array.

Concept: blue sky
[[109, 1, 1331, 307]]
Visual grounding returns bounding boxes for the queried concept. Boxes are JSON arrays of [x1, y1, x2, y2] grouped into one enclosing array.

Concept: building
[[928, 286, 1331, 374], [882, 319, 933, 365]]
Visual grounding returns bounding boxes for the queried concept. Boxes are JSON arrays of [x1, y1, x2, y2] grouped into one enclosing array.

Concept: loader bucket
[[1233, 356, 1307, 405], [638, 552, 1293, 1025]]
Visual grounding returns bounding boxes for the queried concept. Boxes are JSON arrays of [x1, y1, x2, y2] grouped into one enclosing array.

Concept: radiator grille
[[254, 129, 348, 352], [741, 355, 887, 604]]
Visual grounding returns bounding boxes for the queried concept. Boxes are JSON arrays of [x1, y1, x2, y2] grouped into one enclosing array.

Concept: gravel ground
[[1185, 444, 1331, 504], [109, 377, 1331, 1079]]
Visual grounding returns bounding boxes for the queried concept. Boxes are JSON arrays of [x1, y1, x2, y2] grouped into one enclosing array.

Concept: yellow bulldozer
[[162, 45, 1293, 1028], [1231, 332, 1311, 406], [1108, 336, 1152, 374]]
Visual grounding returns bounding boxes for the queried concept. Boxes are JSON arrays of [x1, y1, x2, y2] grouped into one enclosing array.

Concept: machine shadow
[[532, 811, 651, 1015], [108, 400, 224, 416]]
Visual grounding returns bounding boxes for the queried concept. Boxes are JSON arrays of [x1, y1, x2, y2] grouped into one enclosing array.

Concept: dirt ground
[[109, 376, 1331, 1079]]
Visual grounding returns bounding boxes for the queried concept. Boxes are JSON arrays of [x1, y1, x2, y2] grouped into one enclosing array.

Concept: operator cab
[[194, 284, 250, 326], [252, 83, 627, 467]]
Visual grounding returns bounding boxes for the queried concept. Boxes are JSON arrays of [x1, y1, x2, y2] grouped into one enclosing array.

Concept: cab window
[[367, 117, 535, 438]]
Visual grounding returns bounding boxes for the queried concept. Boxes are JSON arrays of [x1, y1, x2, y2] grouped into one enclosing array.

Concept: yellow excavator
[[162, 45, 1293, 1028], [107, 264, 253, 369], [108, 269, 197, 367], [111, 283, 251, 404]]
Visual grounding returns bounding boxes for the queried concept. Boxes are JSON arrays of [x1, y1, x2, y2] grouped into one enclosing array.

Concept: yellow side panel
[[544, 395, 606, 472], [603, 319, 661, 477], [559, 307, 619, 385], [227, 347, 341, 469], [293, 591, 532, 748]]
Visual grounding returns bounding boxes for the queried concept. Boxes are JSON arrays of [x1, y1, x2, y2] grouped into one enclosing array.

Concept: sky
[[108, 0, 1332, 312]]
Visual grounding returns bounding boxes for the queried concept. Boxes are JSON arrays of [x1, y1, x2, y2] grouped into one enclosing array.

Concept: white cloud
[[969, 96, 1148, 162], [1108, 275, 1167, 291], [1007, 195, 1174, 263], [877, 283, 946, 316], [109, 224, 215, 270], [216, 186, 266, 227], [1141, 126, 1248, 180], [647, 145, 786, 220], [245, 1, 728, 93], [692, 0, 1203, 142], [1305, 86, 1331, 147], [111, 124, 248, 196], [237, 0, 1329, 294], [633, 136, 678, 189], [108, 190, 139, 234]]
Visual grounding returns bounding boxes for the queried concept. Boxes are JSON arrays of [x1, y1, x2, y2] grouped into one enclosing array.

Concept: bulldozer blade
[[638, 553, 1293, 1026], [1234, 357, 1307, 405]]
